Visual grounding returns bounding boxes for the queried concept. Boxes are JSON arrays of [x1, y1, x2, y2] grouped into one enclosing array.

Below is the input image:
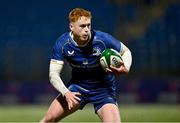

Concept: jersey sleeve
[[51, 40, 65, 61]]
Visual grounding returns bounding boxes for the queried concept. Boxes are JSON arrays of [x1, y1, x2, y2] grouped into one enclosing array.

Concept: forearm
[[49, 59, 69, 96]]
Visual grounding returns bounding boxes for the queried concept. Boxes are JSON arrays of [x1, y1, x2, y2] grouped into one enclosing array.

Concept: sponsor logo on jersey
[[67, 50, 75, 56]]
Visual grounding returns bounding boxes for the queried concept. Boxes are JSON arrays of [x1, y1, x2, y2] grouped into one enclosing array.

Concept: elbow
[[124, 65, 131, 74], [125, 70, 129, 74], [124, 69, 130, 74]]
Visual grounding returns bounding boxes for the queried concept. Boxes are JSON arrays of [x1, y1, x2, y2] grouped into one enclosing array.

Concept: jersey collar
[[69, 31, 91, 47]]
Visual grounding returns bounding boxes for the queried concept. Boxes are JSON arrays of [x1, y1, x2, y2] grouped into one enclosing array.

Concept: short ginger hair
[[69, 8, 92, 23]]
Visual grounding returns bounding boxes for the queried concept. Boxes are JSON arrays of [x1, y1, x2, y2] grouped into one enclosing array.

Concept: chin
[[81, 38, 88, 42]]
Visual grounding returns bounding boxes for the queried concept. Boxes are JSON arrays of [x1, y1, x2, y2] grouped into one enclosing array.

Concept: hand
[[106, 62, 129, 75], [64, 91, 81, 110]]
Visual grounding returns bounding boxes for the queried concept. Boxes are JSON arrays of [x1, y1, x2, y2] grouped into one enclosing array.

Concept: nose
[[84, 26, 90, 32]]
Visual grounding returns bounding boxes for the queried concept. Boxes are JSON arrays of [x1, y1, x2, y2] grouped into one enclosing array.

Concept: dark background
[[0, 0, 179, 104]]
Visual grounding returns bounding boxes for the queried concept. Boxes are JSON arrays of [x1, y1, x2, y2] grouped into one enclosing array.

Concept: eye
[[87, 24, 91, 28], [80, 24, 91, 28], [80, 24, 86, 28]]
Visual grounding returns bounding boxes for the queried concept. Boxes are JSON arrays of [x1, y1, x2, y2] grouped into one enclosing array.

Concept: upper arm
[[103, 33, 121, 52], [49, 59, 64, 74], [51, 40, 65, 61]]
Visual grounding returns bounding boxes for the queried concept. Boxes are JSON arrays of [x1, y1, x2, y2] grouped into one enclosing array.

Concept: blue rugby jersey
[[51, 30, 121, 90]]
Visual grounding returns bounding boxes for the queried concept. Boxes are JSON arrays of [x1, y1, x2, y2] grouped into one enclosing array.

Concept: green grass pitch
[[0, 104, 179, 122]]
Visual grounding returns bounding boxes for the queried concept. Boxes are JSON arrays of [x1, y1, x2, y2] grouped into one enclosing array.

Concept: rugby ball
[[100, 48, 123, 71]]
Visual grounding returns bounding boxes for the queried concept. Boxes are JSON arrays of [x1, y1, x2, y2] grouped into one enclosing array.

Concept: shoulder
[[93, 30, 122, 52], [56, 32, 70, 45], [93, 30, 119, 43], [52, 32, 71, 53], [93, 30, 112, 40], [52, 32, 71, 50], [51, 32, 70, 60]]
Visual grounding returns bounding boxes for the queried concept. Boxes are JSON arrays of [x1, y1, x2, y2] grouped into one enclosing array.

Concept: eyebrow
[[80, 23, 91, 26]]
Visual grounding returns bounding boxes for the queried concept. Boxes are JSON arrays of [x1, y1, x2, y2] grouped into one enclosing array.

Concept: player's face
[[70, 16, 91, 45]]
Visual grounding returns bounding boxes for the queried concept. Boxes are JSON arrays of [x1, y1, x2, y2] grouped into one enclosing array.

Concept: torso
[[51, 30, 121, 89]]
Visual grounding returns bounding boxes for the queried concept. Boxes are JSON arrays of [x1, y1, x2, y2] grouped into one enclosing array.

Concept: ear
[[69, 23, 73, 31]]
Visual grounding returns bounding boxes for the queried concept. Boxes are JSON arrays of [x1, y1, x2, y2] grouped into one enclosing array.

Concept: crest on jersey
[[92, 47, 101, 56], [67, 50, 75, 56]]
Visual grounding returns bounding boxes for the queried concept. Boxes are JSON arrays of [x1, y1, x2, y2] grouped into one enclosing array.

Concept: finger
[[74, 92, 81, 96], [110, 65, 120, 74], [110, 65, 116, 69], [68, 103, 71, 110], [68, 101, 71, 110], [72, 98, 79, 104], [106, 68, 112, 72], [110, 65, 118, 72], [120, 61, 124, 65], [68, 100, 73, 110], [74, 96, 81, 101]]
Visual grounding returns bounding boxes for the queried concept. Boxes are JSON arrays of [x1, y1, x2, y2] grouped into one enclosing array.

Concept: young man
[[40, 8, 132, 123]]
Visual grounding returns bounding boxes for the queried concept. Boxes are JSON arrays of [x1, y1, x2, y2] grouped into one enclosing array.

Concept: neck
[[70, 32, 91, 47]]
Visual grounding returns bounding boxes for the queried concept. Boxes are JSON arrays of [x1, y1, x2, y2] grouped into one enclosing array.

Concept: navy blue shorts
[[68, 84, 117, 113]]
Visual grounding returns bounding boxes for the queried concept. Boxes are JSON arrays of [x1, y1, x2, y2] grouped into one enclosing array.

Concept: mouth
[[82, 34, 89, 39], [83, 34, 88, 37]]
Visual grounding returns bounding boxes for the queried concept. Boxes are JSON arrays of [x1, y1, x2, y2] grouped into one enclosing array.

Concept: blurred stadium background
[[0, 0, 180, 122]]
